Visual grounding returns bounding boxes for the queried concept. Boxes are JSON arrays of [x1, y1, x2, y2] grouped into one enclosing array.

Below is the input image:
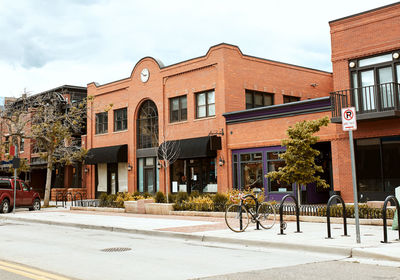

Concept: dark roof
[[329, 2, 400, 24]]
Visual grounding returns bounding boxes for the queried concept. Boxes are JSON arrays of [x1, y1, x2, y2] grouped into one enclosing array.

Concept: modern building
[[84, 2, 400, 203]]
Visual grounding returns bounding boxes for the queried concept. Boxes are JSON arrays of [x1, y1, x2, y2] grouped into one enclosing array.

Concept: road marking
[[0, 260, 71, 280]]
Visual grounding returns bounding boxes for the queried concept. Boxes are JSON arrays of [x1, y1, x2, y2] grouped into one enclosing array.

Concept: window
[[0, 180, 11, 189], [4, 136, 9, 154], [267, 151, 292, 193], [20, 138, 24, 153], [283, 95, 300, 103], [245, 90, 273, 109], [170, 95, 187, 122], [137, 100, 158, 149], [240, 152, 263, 190], [196, 91, 215, 118], [95, 112, 108, 134], [114, 108, 127, 132]]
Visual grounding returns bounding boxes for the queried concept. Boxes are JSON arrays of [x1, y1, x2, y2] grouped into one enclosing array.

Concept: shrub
[[176, 191, 189, 203], [213, 193, 228, 212], [167, 193, 177, 203], [190, 190, 200, 198], [154, 191, 166, 203]]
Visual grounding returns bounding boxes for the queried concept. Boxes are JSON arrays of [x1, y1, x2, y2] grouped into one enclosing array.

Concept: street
[[0, 220, 399, 280]]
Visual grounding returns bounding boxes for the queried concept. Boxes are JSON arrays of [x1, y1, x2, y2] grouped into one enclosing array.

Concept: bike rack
[[382, 195, 400, 243], [55, 192, 64, 208], [74, 192, 83, 207], [65, 192, 74, 207], [326, 195, 349, 239], [279, 194, 301, 235]]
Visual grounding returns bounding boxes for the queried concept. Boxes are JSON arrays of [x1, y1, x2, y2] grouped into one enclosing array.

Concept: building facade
[[84, 2, 400, 203]]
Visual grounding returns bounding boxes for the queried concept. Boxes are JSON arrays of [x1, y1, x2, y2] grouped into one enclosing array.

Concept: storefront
[[232, 142, 332, 203], [85, 144, 128, 197], [169, 136, 220, 194]]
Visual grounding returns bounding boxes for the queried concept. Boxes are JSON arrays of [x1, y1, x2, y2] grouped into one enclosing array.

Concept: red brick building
[[84, 2, 400, 203]]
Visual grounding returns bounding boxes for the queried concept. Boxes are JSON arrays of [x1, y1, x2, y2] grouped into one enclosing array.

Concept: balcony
[[330, 82, 400, 123]]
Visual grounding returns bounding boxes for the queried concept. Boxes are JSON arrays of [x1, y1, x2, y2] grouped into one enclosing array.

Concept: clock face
[[140, 68, 150, 83]]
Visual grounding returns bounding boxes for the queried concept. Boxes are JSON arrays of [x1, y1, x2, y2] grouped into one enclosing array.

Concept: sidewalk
[[1, 207, 400, 263]]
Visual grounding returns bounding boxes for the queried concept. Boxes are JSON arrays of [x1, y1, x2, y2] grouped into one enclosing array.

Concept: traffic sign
[[342, 107, 357, 131]]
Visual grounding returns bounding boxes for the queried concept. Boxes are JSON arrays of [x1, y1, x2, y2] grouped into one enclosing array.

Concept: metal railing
[[331, 82, 400, 118]]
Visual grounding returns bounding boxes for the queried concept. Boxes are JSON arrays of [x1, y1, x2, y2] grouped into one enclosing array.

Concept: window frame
[[196, 90, 215, 119], [169, 95, 187, 123], [245, 89, 274, 109], [114, 108, 128, 132], [283, 95, 300, 103], [95, 112, 108, 134]]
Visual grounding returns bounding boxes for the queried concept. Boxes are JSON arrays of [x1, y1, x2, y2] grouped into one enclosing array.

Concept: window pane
[[240, 154, 251, 162], [181, 108, 187, 120], [207, 91, 215, 104], [171, 98, 179, 110], [360, 70, 375, 111], [246, 92, 252, 109], [382, 136, 400, 193], [171, 110, 179, 122], [197, 105, 206, 118], [181, 96, 187, 109], [197, 93, 206, 106], [264, 94, 273, 105], [268, 161, 292, 192], [355, 138, 382, 193], [241, 162, 263, 190], [254, 93, 263, 107], [397, 65, 400, 83], [379, 67, 394, 109], [359, 54, 392, 67], [208, 104, 215, 116]]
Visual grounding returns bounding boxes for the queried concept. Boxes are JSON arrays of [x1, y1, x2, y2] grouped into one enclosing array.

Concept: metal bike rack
[[65, 192, 74, 207], [279, 194, 301, 235], [326, 195, 349, 239], [382, 195, 400, 243], [55, 192, 64, 208], [74, 192, 83, 207]]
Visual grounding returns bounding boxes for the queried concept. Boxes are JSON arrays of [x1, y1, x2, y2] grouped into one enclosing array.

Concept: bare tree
[[157, 136, 180, 203]]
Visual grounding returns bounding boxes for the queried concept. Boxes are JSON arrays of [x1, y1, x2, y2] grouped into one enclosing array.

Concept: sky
[[0, 0, 397, 97]]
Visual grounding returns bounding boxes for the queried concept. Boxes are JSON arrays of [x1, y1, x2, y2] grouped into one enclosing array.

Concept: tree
[[1, 92, 89, 207], [266, 116, 330, 205], [157, 136, 180, 203]]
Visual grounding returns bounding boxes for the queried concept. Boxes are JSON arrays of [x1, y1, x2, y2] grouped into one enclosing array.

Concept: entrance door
[[360, 70, 375, 111], [107, 163, 118, 194], [144, 168, 154, 193]]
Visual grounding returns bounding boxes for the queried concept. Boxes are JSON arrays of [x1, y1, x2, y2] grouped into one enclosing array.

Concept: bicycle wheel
[[257, 202, 276, 229], [225, 204, 249, 232]]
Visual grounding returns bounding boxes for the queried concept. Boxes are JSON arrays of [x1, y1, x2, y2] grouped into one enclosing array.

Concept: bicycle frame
[[241, 193, 261, 230]]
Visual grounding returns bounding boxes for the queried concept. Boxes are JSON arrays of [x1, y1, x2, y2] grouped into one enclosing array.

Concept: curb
[[0, 215, 352, 258]]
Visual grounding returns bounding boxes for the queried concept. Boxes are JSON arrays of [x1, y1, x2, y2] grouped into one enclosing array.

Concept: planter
[[124, 201, 138, 213], [124, 199, 154, 214], [145, 203, 174, 215]]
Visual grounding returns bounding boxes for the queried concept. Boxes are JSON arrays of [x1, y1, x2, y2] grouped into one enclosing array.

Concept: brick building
[[84, 2, 400, 203]]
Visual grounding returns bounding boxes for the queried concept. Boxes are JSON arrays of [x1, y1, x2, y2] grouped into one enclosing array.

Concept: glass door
[[144, 169, 154, 193], [360, 70, 376, 111], [378, 67, 394, 109]]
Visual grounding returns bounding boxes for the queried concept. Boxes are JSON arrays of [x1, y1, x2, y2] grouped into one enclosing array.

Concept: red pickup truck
[[0, 178, 41, 213]]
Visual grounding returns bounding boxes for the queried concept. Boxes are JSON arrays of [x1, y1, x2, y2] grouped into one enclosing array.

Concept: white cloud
[[0, 0, 396, 97]]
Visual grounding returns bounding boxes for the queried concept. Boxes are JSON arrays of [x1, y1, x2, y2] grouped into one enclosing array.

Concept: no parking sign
[[341, 107, 357, 131]]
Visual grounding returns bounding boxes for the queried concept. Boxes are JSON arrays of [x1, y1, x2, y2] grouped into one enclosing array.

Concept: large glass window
[[95, 112, 108, 134], [267, 151, 292, 193], [170, 95, 187, 123], [245, 90, 273, 109], [114, 108, 127, 132], [240, 153, 263, 190], [356, 136, 400, 199], [137, 100, 158, 149], [196, 91, 215, 118], [283, 95, 300, 104]]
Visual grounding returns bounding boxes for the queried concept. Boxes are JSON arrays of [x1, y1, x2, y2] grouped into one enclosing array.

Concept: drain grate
[[101, 247, 132, 253]]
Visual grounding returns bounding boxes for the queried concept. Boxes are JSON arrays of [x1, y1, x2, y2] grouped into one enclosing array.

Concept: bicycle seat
[[253, 188, 262, 194]]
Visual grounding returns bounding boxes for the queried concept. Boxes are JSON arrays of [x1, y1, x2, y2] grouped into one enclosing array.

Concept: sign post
[[341, 107, 361, 243], [11, 145, 20, 214]]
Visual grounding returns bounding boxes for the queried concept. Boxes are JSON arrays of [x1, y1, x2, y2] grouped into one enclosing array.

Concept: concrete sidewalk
[[1, 207, 400, 263]]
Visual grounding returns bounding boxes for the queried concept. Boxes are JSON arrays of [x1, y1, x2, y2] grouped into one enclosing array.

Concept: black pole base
[[342, 235, 350, 237], [278, 233, 286, 235], [325, 237, 333, 239], [295, 231, 302, 233]]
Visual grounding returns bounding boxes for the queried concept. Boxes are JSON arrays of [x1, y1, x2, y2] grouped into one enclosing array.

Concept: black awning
[[85, 144, 127, 164], [158, 136, 221, 160]]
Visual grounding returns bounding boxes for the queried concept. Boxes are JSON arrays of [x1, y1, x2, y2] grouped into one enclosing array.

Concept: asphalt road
[[0, 220, 399, 280]]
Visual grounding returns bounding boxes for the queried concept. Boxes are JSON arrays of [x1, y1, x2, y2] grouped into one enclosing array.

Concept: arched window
[[137, 100, 158, 149]]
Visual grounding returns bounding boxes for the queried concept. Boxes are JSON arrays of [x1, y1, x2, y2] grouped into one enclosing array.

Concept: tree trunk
[[297, 183, 302, 206], [43, 156, 53, 207], [164, 162, 169, 203]]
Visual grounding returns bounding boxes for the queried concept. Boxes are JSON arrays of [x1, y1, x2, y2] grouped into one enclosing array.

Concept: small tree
[[157, 137, 180, 203], [266, 116, 330, 205]]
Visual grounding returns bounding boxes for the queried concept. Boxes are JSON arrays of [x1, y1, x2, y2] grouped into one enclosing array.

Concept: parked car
[[0, 177, 41, 213]]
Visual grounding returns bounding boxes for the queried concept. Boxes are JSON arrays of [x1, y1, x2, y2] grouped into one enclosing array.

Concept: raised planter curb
[[71, 206, 125, 213], [145, 203, 174, 215]]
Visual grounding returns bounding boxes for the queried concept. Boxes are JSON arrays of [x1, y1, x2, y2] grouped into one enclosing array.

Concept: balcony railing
[[330, 82, 400, 122]]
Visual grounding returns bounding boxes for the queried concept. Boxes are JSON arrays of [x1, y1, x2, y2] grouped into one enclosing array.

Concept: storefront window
[[240, 152, 263, 190], [267, 160, 292, 192]]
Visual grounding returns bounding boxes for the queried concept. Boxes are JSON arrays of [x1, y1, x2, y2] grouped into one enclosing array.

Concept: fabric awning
[[158, 136, 221, 160], [85, 144, 128, 164]]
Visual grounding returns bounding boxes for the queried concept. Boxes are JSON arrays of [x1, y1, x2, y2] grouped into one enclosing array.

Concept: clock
[[140, 68, 150, 83]]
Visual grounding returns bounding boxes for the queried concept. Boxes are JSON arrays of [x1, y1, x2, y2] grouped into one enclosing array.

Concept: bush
[[176, 191, 189, 203], [190, 190, 200, 198], [167, 193, 177, 203], [142, 192, 152, 198], [154, 191, 166, 203], [213, 193, 228, 212]]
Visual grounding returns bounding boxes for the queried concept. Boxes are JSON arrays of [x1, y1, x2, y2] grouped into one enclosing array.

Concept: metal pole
[[13, 146, 18, 214], [349, 130, 361, 243]]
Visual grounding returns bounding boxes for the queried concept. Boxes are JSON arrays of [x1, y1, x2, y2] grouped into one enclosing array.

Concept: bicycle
[[225, 188, 276, 232]]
